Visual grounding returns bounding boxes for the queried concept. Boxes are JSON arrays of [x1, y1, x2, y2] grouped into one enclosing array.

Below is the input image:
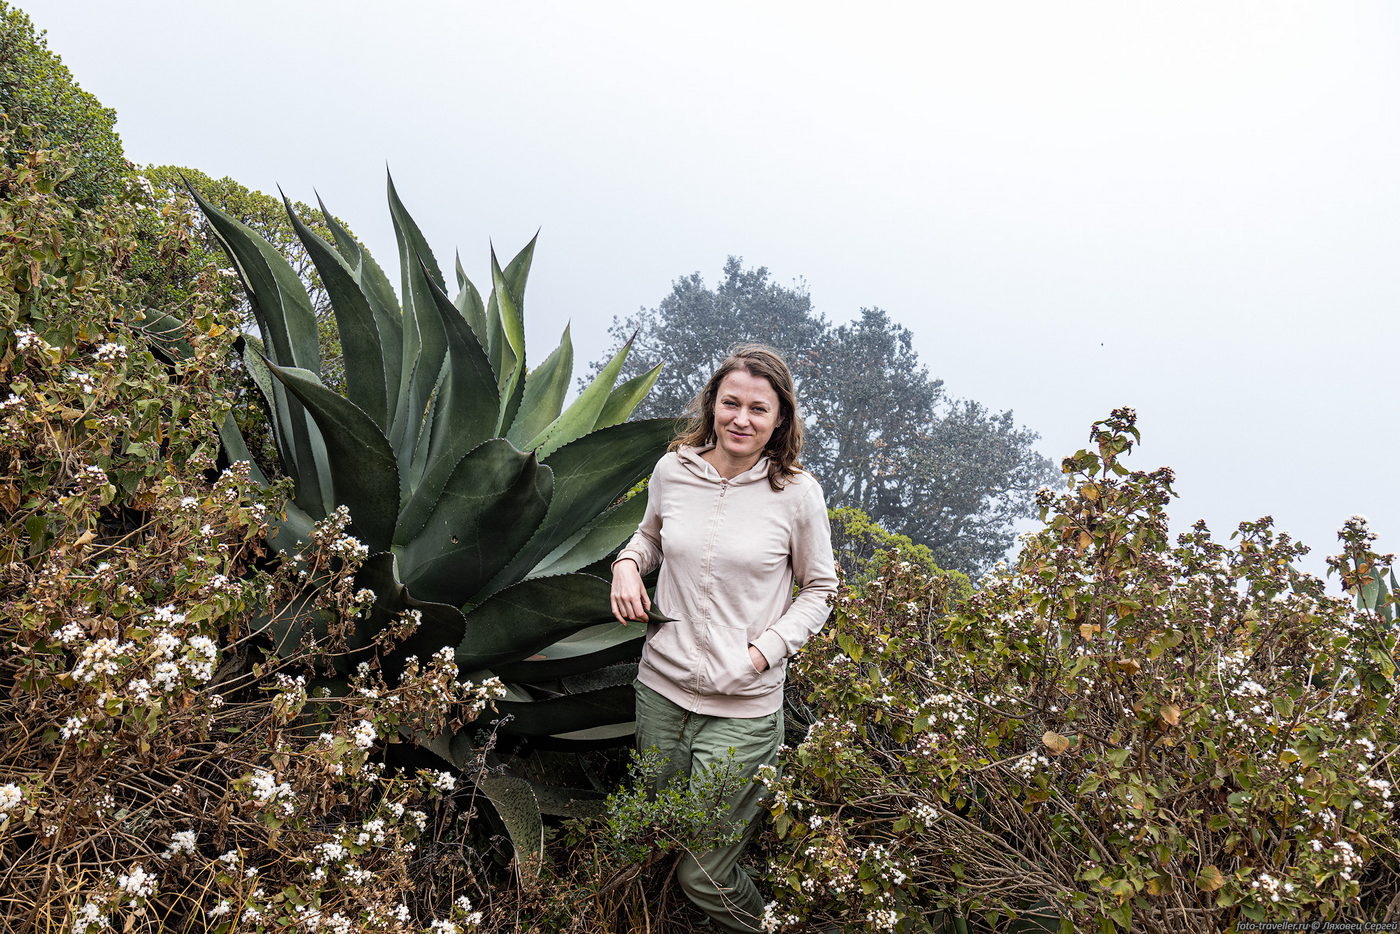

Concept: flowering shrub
[[762, 409, 1399, 932], [0, 132, 501, 932]]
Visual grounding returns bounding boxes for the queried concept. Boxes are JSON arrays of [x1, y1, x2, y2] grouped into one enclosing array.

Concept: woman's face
[[711, 369, 781, 465]]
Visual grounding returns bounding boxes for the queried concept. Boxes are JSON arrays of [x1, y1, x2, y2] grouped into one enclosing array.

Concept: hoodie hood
[[675, 444, 771, 486]]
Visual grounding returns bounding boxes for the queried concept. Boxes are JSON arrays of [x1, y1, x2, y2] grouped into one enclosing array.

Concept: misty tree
[[590, 256, 827, 418], [589, 258, 1058, 575]]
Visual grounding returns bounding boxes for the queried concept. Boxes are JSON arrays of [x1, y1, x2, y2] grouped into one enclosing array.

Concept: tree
[[591, 256, 826, 418], [590, 259, 1058, 575], [0, 1, 126, 206]]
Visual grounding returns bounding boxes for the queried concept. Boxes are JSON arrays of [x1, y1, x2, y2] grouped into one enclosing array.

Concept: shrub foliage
[[764, 409, 1399, 932], [0, 131, 499, 933]]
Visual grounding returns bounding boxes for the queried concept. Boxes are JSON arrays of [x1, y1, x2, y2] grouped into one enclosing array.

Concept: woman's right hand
[[610, 558, 651, 625]]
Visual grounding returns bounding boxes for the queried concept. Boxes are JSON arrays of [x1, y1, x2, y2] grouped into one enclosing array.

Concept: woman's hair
[[671, 343, 805, 492]]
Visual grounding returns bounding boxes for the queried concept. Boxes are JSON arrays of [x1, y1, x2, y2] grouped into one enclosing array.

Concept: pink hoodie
[[616, 445, 838, 717]]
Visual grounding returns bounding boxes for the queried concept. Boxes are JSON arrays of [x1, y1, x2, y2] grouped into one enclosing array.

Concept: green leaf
[[315, 192, 403, 418], [491, 621, 644, 682], [216, 413, 268, 487], [126, 308, 193, 362], [526, 334, 632, 459], [283, 192, 389, 432], [527, 490, 649, 579], [458, 573, 662, 671], [491, 682, 635, 737], [190, 187, 327, 515], [265, 362, 400, 553], [594, 362, 664, 432], [476, 773, 543, 879], [352, 552, 469, 679], [482, 419, 674, 596], [453, 251, 489, 350], [488, 246, 528, 435], [501, 231, 537, 309], [187, 184, 321, 375], [396, 440, 553, 608], [506, 325, 574, 447], [405, 264, 502, 496], [268, 500, 317, 555], [386, 173, 448, 472]]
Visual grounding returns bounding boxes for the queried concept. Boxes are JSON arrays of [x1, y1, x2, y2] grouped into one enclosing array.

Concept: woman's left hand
[[748, 644, 769, 673]]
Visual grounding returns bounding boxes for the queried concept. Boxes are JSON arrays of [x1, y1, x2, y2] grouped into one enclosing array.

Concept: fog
[[27, 0, 1400, 579]]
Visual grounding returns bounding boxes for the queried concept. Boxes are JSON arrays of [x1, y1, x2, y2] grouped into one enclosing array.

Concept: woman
[[611, 344, 838, 933]]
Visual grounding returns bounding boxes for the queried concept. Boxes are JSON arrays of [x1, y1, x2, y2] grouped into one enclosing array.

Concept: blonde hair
[[670, 344, 805, 492]]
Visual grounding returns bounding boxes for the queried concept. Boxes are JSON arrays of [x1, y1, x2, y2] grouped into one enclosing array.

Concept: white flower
[[350, 720, 377, 750], [60, 716, 87, 740], [207, 900, 231, 918], [93, 343, 127, 362], [162, 830, 197, 858], [70, 901, 108, 934], [0, 783, 23, 815], [426, 770, 456, 793], [247, 770, 292, 804], [116, 864, 157, 901], [51, 621, 85, 645]]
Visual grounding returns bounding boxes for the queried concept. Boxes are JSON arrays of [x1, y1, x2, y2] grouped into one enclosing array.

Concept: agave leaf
[[127, 308, 193, 362], [353, 552, 469, 678], [404, 265, 502, 496], [283, 193, 389, 432], [491, 683, 635, 737], [477, 773, 544, 879], [1361, 569, 1382, 612], [483, 419, 675, 595], [188, 186, 320, 374], [506, 325, 573, 447], [526, 335, 632, 459], [453, 251, 489, 350], [501, 231, 537, 306], [457, 573, 663, 671], [486, 238, 533, 378], [594, 363, 664, 432], [216, 413, 268, 487], [387, 175, 449, 472], [529, 781, 605, 819], [268, 500, 318, 556], [488, 241, 532, 432], [238, 335, 314, 497], [191, 187, 328, 515], [527, 491, 649, 580], [560, 659, 637, 694], [541, 722, 636, 743], [396, 440, 553, 607], [315, 192, 403, 417], [251, 581, 332, 659], [420, 724, 476, 771], [265, 362, 400, 553], [492, 622, 644, 682]]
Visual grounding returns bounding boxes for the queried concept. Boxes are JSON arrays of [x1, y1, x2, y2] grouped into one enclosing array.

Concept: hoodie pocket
[[704, 623, 779, 698]]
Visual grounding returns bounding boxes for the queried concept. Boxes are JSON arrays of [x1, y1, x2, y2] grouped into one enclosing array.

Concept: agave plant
[[189, 175, 672, 770]]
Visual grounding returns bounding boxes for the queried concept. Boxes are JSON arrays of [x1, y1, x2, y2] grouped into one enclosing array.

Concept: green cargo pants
[[634, 681, 783, 934]]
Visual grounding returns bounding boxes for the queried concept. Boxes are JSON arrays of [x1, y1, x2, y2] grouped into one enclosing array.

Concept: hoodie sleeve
[[613, 458, 666, 576], [751, 478, 838, 667]]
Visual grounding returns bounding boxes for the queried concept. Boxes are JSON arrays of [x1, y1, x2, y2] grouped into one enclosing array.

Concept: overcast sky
[[28, 0, 1399, 582]]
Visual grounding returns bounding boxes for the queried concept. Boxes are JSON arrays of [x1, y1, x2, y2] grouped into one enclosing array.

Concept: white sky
[[30, 0, 1400, 581]]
